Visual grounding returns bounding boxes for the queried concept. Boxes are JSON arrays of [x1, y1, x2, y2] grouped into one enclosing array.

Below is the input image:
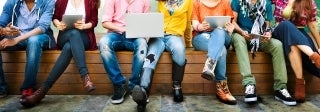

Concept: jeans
[[143, 35, 186, 69], [232, 33, 288, 90], [192, 29, 231, 81], [0, 34, 50, 91], [98, 32, 147, 90], [43, 29, 90, 88]]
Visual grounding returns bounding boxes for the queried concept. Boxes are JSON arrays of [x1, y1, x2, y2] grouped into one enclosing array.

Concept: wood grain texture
[[2, 49, 319, 95]]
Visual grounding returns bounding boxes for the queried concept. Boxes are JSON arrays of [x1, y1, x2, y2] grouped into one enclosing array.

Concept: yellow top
[[158, 0, 192, 43]]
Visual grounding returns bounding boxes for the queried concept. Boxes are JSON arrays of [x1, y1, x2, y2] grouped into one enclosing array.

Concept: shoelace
[[245, 85, 255, 94], [280, 89, 291, 98]]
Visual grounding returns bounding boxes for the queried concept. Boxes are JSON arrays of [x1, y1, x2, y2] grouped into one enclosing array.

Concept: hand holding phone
[[3, 23, 21, 37]]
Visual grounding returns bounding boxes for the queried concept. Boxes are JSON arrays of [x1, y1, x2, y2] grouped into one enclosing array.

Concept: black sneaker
[[132, 85, 148, 112], [244, 84, 257, 103], [275, 88, 297, 106], [111, 84, 127, 104]]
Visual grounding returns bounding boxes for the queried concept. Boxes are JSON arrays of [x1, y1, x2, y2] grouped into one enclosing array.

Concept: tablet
[[62, 15, 83, 28], [250, 33, 266, 39], [204, 16, 231, 28]]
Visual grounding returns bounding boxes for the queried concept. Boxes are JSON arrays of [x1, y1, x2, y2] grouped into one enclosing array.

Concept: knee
[[68, 29, 81, 35], [231, 33, 246, 45], [134, 38, 147, 50], [272, 39, 283, 48], [27, 36, 43, 49], [61, 43, 71, 52], [98, 36, 112, 52]]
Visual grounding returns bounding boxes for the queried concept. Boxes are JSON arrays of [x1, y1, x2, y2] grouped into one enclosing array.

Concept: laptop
[[125, 13, 164, 38], [204, 16, 231, 28]]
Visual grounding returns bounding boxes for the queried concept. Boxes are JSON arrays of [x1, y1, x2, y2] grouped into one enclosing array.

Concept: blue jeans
[[98, 32, 147, 90], [43, 29, 90, 88], [143, 35, 186, 69], [192, 29, 231, 81], [0, 34, 50, 91]]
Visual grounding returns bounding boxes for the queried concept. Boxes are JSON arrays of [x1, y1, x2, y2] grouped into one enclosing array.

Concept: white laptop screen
[[125, 13, 164, 38]]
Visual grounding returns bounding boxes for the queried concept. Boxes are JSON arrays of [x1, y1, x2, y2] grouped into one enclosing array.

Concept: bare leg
[[289, 46, 303, 79], [297, 45, 315, 56], [289, 45, 306, 102]]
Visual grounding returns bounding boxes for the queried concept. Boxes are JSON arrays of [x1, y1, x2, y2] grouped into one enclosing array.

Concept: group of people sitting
[[0, 0, 319, 112]]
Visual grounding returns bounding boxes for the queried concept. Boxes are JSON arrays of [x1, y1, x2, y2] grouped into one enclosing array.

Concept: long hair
[[290, 0, 313, 22]]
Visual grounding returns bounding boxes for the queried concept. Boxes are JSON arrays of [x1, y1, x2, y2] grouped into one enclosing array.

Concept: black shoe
[[275, 88, 297, 106], [132, 85, 148, 112], [173, 81, 183, 102], [244, 84, 257, 103], [0, 91, 7, 98], [111, 84, 126, 104], [132, 86, 148, 104], [137, 103, 146, 112]]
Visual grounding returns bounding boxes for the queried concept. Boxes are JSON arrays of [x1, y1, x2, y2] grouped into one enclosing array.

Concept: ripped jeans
[[143, 35, 186, 69], [98, 32, 147, 90]]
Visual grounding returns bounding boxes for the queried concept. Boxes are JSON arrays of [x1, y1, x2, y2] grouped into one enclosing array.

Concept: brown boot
[[295, 78, 305, 103], [310, 52, 320, 68], [216, 80, 237, 105], [19, 86, 49, 107], [82, 74, 96, 92]]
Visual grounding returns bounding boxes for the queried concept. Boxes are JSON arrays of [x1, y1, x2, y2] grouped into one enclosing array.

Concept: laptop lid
[[125, 13, 164, 38], [204, 16, 231, 28]]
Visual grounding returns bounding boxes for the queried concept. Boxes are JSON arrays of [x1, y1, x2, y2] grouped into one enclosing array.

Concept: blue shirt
[[231, 0, 273, 32], [16, 1, 38, 34]]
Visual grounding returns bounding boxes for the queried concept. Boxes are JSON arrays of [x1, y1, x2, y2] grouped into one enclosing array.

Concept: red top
[[53, 0, 99, 50]]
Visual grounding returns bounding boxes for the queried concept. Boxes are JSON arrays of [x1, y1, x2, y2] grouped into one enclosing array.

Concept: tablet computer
[[250, 33, 267, 39], [62, 15, 83, 28], [204, 16, 231, 28]]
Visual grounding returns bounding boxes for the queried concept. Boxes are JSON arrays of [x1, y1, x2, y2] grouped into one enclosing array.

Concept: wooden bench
[[2, 48, 320, 95]]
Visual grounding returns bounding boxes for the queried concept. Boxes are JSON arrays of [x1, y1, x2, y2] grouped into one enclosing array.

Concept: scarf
[[166, 0, 183, 15], [240, 0, 267, 58]]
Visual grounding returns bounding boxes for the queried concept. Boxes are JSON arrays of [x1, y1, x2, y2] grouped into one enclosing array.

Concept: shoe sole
[[111, 91, 126, 104], [201, 72, 214, 81], [216, 94, 237, 105], [275, 96, 297, 106], [132, 86, 147, 104], [244, 97, 257, 103]]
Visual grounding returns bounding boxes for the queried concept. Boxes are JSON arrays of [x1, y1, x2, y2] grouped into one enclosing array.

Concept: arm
[[74, 0, 99, 30], [12, 0, 55, 43], [308, 21, 320, 49], [101, 0, 125, 33], [184, 0, 192, 47], [232, 11, 250, 40]]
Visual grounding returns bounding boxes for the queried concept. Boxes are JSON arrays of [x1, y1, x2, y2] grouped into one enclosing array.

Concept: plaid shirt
[[272, 0, 317, 26]]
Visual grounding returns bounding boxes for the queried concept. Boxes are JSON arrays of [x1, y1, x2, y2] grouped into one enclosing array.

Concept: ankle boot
[[132, 68, 154, 112], [19, 86, 49, 107], [172, 60, 186, 102], [173, 81, 183, 102], [202, 57, 217, 81], [81, 74, 95, 92], [310, 52, 320, 68], [216, 80, 237, 105], [295, 78, 305, 103]]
